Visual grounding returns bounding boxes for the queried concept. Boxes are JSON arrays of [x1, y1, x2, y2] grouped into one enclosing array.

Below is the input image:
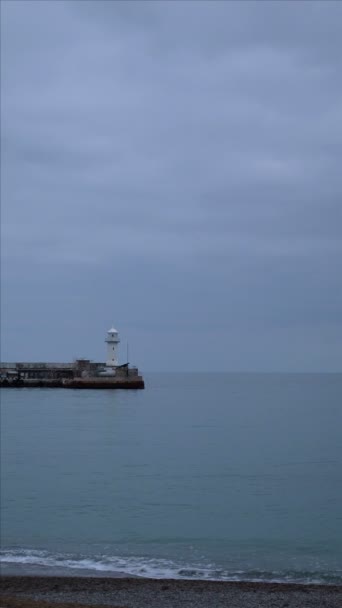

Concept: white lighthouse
[[105, 327, 120, 367]]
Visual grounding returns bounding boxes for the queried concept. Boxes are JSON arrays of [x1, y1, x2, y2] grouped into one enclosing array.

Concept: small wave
[[1, 548, 341, 585]]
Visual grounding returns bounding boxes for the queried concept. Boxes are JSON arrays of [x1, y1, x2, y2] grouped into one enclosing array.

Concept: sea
[[1, 373, 341, 584]]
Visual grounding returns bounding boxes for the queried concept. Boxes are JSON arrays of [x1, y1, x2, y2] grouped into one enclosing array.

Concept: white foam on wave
[[1, 548, 341, 585], [1, 549, 178, 579]]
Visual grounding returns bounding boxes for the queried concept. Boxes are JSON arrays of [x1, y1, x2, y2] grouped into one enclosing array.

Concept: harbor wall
[[0, 377, 144, 389], [0, 360, 144, 389]]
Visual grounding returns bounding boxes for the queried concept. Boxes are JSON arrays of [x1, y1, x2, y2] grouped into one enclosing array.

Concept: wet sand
[[1, 575, 342, 608]]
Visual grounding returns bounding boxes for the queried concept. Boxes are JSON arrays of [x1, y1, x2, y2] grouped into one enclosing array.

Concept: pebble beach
[[1, 576, 342, 608]]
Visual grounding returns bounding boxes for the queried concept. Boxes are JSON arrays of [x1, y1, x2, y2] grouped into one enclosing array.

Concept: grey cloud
[[1, 0, 341, 370]]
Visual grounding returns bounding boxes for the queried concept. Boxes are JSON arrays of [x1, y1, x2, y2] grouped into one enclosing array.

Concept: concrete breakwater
[[1, 327, 145, 389], [0, 377, 145, 389], [0, 360, 145, 390]]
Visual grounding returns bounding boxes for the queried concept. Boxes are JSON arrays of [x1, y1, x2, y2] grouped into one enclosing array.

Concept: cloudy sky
[[1, 0, 341, 371]]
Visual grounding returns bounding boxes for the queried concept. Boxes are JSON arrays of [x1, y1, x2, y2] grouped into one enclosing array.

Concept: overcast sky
[[1, 0, 341, 371]]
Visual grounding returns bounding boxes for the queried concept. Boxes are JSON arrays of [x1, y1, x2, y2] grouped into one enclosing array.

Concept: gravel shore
[[1, 576, 342, 608]]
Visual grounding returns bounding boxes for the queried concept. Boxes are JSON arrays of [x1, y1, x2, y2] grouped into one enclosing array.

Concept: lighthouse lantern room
[[105, 327, 120, 367]]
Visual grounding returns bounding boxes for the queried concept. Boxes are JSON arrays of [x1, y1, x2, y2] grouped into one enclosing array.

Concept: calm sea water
[[1, 373, 341, 584]]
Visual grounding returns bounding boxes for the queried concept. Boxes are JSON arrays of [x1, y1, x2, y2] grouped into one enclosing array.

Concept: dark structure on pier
[[0, 360, 144, 389]]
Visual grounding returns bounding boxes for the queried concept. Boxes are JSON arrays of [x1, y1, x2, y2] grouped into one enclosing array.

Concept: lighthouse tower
[[105, 327, 120, 367]]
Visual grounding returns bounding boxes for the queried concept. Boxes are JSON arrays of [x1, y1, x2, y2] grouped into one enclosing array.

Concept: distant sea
[[1, 373, 341, 584]]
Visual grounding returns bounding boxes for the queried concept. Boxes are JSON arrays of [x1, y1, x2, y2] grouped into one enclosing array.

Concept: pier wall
[[0, 360, 144, 389], [0, 377, 145, 390]]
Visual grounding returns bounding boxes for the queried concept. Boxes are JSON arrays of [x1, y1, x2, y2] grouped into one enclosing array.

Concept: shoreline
[[1, 575, 342, 608]]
